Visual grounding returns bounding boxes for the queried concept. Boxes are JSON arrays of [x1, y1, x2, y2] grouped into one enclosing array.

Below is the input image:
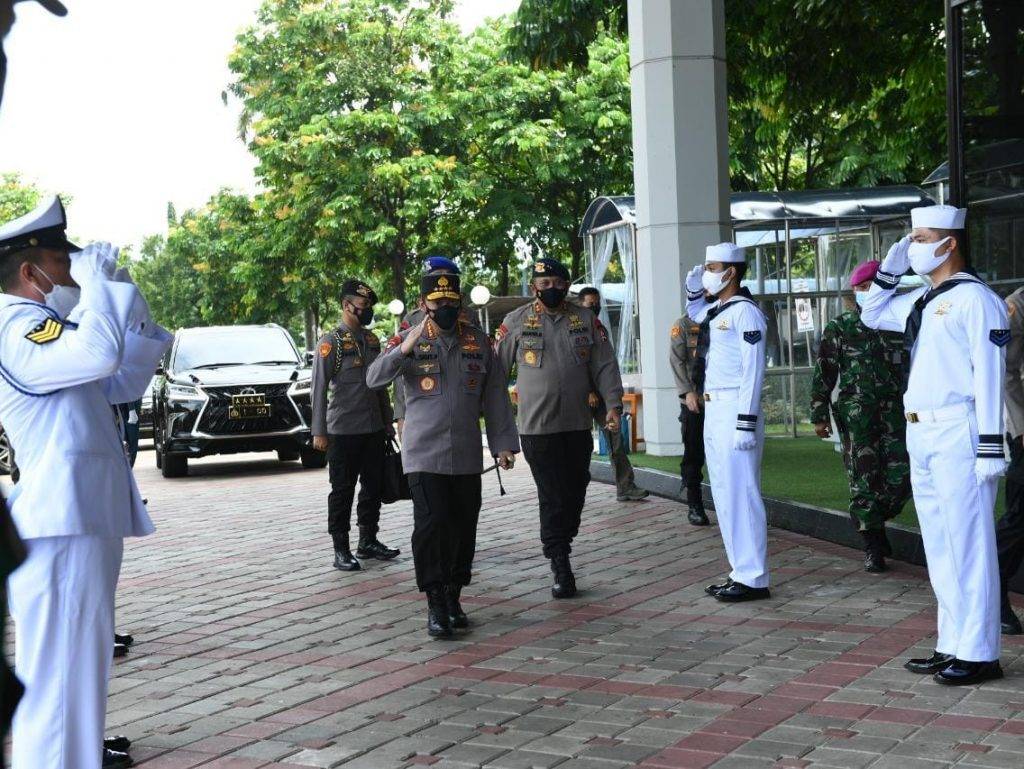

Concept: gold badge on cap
[[356, 285, 370, 297], [438, 276, 450, 287], [535, 262, 546, 273], [420, 376, 436, 392]]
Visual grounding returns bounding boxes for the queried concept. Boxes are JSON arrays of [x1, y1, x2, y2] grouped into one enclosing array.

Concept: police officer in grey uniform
[[496, 258, 624, 599], [311, 280, 399, 572], [669, 313, 710, 526], [394, 256, 479, 440], [367, 270, 519, 638]]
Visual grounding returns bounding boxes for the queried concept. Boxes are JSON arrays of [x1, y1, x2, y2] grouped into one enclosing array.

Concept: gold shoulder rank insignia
[[25, 317, 64, 345]]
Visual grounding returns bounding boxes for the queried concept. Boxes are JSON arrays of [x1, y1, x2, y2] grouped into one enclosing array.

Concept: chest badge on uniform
[[25, 317, 64, 345], [418, 343, 432, 353], [934, 301, 953, 316], [462, 343, 481, 352], [716, 319, 730, 330], [990, 329, 1011, 347], [569, 314, 585, 331], [318, 340, 332, 358], [524, 350, 537, 366], [420, 376, 436, 392]]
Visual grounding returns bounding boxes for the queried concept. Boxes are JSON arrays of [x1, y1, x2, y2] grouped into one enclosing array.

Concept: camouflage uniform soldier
[[810, 260, 910, 572]]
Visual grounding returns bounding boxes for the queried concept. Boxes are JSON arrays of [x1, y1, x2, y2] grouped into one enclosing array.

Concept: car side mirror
[[304, 350, 315, 365], [155, 365, 165, 376]]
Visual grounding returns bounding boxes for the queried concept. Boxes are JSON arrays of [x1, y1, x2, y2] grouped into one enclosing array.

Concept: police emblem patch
[[670, 325, 682, 339], [318, 341, 332, 358], [990, 329, 1011, 347], [25, 317, 63, 345], [420, 376, 436, 392], [418, 343, 432, 353], [524, 350, 537, 366], [743, 330, 763, 345]]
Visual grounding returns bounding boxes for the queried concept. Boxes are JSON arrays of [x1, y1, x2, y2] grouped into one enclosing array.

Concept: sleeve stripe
[[687, 290, 703, 300], [978, 434, 1002, 444]]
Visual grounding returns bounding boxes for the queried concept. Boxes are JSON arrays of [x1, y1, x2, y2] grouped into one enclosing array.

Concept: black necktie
[[902, 278, 974, 386]]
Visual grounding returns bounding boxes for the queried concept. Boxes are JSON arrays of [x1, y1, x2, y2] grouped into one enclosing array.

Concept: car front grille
[[196, 383, 301, 435]]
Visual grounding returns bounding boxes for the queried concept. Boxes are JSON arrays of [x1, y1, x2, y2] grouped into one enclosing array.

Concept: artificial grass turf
[[595, 435, 1007, 530]]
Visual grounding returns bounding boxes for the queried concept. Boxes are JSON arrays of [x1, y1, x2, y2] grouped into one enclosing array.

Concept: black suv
[[153, 324, 325, 477]]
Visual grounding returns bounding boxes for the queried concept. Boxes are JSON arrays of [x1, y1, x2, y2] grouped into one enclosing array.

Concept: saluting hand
[[399, 317, 429, 356]]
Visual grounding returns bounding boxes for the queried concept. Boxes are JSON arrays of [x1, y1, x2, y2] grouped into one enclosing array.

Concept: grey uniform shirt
[[669, 315, 697, 396], [496, 300, 624, 436], [311, 321, 393, 436], [1005, 288, 1024, 439], [365, 320, 519, 475]]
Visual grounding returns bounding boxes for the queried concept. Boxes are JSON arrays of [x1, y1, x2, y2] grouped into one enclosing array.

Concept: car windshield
[[173, 328, 300, 372]]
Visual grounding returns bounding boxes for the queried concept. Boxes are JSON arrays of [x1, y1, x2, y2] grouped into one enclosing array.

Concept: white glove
[[733, 430, 757, 451], [975, 457, 1007, 486], [880, 235, 912, 277], [685, 264, 705, 295], [70, 242, 118, 287]]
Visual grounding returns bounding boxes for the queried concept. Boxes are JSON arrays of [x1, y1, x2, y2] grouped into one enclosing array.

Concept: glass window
[[173, 328, 300, 371]]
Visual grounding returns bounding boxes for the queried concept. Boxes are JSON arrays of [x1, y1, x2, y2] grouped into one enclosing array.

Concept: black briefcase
[[381, 437, 410, 503]]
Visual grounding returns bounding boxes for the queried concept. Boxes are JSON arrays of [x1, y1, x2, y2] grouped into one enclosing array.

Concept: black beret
[[532, 258, 570, 282], [341, 279, 378, 304]]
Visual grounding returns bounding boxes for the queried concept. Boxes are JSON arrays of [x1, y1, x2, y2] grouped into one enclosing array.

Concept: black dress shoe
[[356, 537, 400, 560], [903, 651, 955, 674], [114, 633, 134, 648], [933, 659, 1004, 686], [1001, 603, 1023, 635], [688, 502, 710, 526], [426, 586, 453, 638], [862, 530, 888, 573], [713, 582, 770, 602], [446, 584, 469, 629], [550, 553, 577, 599], [113, 643, 129, 659], [103, 748, 134, 768], [333, 548, 361, 571], [104, 736, 132, 752], [705, 578, 732, 596]]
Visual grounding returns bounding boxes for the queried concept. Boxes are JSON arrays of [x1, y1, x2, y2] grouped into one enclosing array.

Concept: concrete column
[[628, 0, 731, 456]]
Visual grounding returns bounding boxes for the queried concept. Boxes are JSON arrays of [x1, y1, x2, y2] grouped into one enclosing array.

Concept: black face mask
[[430, 304, 460, 331], [348, 304, 374, 327], [537, 286, 567, 309], [587, 304, 601, 316]]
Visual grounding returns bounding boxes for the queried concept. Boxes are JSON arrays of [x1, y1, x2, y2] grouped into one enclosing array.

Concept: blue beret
[[424, 255, 460, 275]]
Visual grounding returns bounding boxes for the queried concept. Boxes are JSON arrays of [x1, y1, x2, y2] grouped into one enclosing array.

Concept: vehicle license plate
[[229, 393, 271, 419]]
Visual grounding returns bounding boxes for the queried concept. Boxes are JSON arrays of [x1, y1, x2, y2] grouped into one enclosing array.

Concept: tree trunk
[[390, 251, 406, 314], [499, 252, 510, 296], [569, 231, 585, 283], [303, 306, 316, 351]]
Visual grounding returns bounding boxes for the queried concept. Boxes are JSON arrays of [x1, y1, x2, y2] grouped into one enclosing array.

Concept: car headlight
[[167, 382, 206, 402], [289, 378, 312, 395]]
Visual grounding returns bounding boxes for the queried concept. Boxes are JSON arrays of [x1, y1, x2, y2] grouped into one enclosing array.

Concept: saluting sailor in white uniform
[[862, 204, 1007, 686], [685, 243, 771, 602], [0, 196, 172, 769]]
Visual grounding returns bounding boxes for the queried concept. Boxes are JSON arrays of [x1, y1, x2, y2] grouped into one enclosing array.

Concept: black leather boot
[[446, 584, 469, 629], [356, 529, 400, 560], [333, 536, 362, 571], [104, 736, 132, 753], [687, 501, 710, 526], [862, 530, 887, 573], [114, 633, 134, 648], [102, 747, 134, 768], [426, 586, 453, 638], [903, 650, 955, 674], [550, 553, 577, 599]]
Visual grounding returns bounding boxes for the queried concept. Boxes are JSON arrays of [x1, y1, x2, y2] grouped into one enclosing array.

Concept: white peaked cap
[[911, 204, 967, 230], [705, 242, 745, 264]]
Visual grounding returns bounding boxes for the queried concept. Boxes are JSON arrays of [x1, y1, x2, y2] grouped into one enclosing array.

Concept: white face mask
[[701, 266, 732, 296], [854, 291, 868, 308], [908, 237, 952, 276], [30, 265, 81, 318]]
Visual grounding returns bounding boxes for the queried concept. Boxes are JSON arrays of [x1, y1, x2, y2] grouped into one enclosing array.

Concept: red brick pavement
[[11, 450, 1024, 768]]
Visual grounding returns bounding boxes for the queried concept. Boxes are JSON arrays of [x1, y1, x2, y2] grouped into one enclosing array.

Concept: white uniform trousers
[[704, 393, 769, 588], [8, 535, 123, 769], [906, 415, 1000, 661]]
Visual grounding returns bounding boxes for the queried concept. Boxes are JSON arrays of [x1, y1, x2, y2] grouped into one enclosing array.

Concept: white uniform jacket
[[861, 270, 1007, 455], [0, 281, 172, 539], [687, 292, 768, 431]]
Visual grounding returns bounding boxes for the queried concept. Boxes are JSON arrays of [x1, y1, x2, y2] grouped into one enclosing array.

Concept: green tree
[[510, 0, 949, 192], [0, 172, 43, 222], [229, 0, 464, 306]]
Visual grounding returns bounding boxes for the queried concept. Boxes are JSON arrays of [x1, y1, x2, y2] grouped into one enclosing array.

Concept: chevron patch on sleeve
[[25, 317, 64, 345], [990, 329, 1011, 347], [743, 330, 762, 345]]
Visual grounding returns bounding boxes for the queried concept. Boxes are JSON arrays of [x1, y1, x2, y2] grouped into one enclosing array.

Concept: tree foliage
[[0, 172, 43, 223]]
